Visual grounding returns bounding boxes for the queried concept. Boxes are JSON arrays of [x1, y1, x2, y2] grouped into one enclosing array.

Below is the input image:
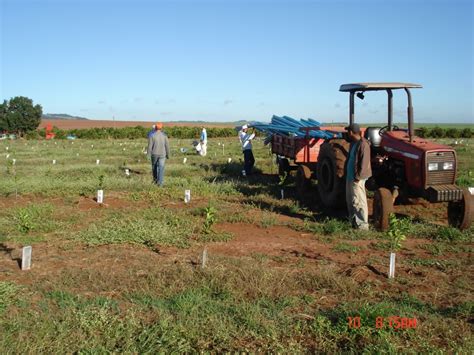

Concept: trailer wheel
[[278, 157, 290, 176], [296, 165, 312, 198], [316, 140, 349, 208], [448, 189, 473, 230], [373, 187, 393, 231]]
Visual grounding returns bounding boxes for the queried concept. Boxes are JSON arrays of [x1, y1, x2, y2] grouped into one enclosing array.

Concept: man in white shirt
[[200, 127, 207, 156], [238, 124, 255, 176]]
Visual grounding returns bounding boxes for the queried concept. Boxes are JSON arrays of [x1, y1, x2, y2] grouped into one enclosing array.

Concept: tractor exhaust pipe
[[405, 88, 414, 142]]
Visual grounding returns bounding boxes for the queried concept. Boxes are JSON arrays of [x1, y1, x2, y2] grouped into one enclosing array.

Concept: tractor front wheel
[[448, 189, 473, 230], [373, 187, 394, 231], [296, 165, 312, 199]]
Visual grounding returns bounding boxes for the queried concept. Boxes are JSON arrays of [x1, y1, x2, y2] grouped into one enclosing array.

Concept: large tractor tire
[[316, 139, 350, 208], [373, 187, 394, 231], [296, 165, 312, 199], [278, 157, 290, 177], [448, 188, 474, 230]]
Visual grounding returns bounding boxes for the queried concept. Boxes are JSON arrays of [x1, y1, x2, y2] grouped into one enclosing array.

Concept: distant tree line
[[26, 125, 239, 140], [23, 124, 473, 140], [0, 97, 43, 136], [416, 126, 472, 139]]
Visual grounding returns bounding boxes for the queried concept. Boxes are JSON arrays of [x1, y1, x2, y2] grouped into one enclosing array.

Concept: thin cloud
[[97, 100, 106, 105], [334, 103, 341, 108], [223, 99, 233, 105]]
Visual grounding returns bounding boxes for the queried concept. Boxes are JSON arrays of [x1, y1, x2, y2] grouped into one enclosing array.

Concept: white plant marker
[[97, 189, 104, 204], [21, 246, 32, 270], [6, 147, 9, 151], [281, 189, 284, 199], [201, 247, 208, 268], [96, 159, 100, 165], [125, 168, 130, 177], [6, 154, 9, 159], [227, 157, 232, 163], [184, 189, 191, 203], [12, 158, 16, 165], [388, 252, 396, 278], [91, 144, 94, 148], [222, 144, 225, 155], [52, 159, 56, 165], [183, 157, 187, 164]]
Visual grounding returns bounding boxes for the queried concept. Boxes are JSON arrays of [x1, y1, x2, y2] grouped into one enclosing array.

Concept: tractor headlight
[[428, 163, 439, 171], [442, 162, 454, 170]]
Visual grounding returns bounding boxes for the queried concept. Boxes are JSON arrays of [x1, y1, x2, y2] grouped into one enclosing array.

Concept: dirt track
[[39, 119, 232, 130]]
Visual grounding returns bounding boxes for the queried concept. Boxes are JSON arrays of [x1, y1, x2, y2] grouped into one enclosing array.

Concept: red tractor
[[273, 82, 472, 230], [338, 82, 473, 230]]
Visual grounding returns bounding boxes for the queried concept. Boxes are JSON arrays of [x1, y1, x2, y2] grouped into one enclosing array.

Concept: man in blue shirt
[[345, 123, 372, 230]]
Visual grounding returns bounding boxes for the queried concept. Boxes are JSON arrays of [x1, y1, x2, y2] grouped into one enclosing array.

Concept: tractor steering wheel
[[379, 125, 400, 136]]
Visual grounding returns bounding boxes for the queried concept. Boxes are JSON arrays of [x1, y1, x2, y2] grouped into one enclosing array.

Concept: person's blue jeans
[[151, 155, 166, 186]]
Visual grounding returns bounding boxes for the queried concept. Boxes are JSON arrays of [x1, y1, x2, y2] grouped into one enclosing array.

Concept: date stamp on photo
[[348, 316, 417, 329]]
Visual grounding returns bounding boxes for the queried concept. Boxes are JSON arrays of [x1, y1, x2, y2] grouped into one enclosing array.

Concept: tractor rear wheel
[[448, 189, 474, 230], [373, 187, 394, 231], [316, 139, 350, 208], [296, 165, 312, 199], [278, 157, 290, 177]]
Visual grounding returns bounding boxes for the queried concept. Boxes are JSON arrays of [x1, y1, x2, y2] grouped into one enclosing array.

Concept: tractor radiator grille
[[426, 151, 456, 186]]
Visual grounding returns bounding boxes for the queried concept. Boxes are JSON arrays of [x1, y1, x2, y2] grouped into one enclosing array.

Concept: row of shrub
[[416, 126, 472, 138], [24, 125, 472, 140], [26, 126, 238, 140]]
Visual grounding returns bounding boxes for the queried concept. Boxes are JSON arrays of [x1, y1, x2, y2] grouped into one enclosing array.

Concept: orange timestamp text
[[348, 316, 417, 329]]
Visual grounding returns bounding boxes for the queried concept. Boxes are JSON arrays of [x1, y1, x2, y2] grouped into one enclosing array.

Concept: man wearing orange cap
[[147, 122, 170, 186]]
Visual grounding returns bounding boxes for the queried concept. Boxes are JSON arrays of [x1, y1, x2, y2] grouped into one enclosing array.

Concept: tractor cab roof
[[339, 82, 422, 92]]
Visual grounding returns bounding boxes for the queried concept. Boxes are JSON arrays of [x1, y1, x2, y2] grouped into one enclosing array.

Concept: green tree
[[445, 128, 460, 138], [0, 100, 8, 132], [460, 128, 472, 138], [430, 126, 445, 138], [4, 96, 43, 136]]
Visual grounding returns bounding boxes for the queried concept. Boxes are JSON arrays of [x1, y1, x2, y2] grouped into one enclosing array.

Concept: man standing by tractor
[[147, 122, 170, 186], [239, 124, 255, 176], [345, 123, 372, 230]]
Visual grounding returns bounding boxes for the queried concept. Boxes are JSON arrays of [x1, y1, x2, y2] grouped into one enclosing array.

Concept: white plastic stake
[[183, 157, 187, 164], [201, 247, 208, 268], [222, 144, 225, 155], [21, 246, 32, 270], [97, 189, 104, 204], [184, 189, 191, 203], [227, 157, 232, 163], [52, 159, 56, 165], [12, 158, 16, 165], [281, 189, 284, 199], [389, 252, 396, 278], [6, 154, 9, 159], [5, 147, 8, 151], [96, 159, 100, 165], [125, 168, 130, 176]]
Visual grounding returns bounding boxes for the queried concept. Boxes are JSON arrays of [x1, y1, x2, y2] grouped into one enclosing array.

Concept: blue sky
[[1, 0, 473, 123]]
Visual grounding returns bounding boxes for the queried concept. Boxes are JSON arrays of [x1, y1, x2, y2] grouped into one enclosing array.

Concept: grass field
[[0, 136, 473, 352]]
